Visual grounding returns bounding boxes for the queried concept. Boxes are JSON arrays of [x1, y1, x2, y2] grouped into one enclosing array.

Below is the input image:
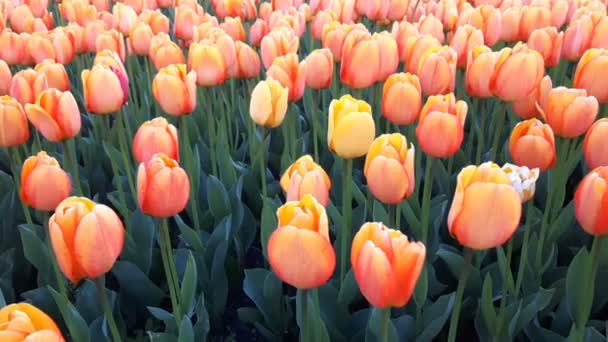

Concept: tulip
[[381, 72, 422, 125], [0, 96, 30, 147], [133, 117, 179, 163], [260, 27, 300, 69], [573, 48, 608, 103], [510, 75, 552, 120], [34, 59, 70, 91], [198, 28, 238, 78], [350, 222, 426, 308], [20, 151, 71, 211], [235, 41, 261, 79], [364, 134, 415, 204], [490, 43, 545, 102], [49, 196, 124, 283], [95, 29, 126, 62], [112, 2, 137, 35], [93, 49, 128, 77], [449, 24, 485, 68], [173, 5, 201, 42], [152, 64, 196, 116], [527, 27, 563, 68], [373, 31, 399, 82], [139, 9, 170, 34], [0, 60, 10, 96], [456, 5, 502, 47], [268, 194, 335, 289], [187, 40, 226, 86], [9, 69, 48, 106], [583, 119, 608, 169], [322, 22, 363, 62], [26, 32, 55, 65], [280, 155, 331, 206], [573, 167, 608, 235], [404, 34, 442, 74], [520, 5, 553, 40], [249, 79, 288, 128], [340, 32, 379, 89], [501, 163, 540, 203], [128, 21, 154, 56], [538, 87, 598, 138], [328, 94, 375, 159], [48, 28, 76, 65], [266, 53, 307, 101], [249, 19, 268, 47], [149, 34, 186, 70], [417, 14, 445, 44], [391, 21, 419, 61], [416, 93, 467, 158], [562, 16, 593, 61], [509, 118, 556, 172], [311, 10, 336, 40], [137, 153, 190, 218], [416, 45, 457, 96], [24, 89, 80, 142], [448, 162, 522, 249], [220, 16, 246, 42], [0, 303, 64, 341], [81, 64, 128, 114], [0, 30, 28, 65], [304, 48, 333, 89]]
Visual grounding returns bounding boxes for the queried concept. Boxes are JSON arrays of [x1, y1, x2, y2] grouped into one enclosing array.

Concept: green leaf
[[372, 200, 389, 223], [365, 307, 398, 342], [337, 269, 360, 308], [566, 247, 592, 327], [121, 210, 155, 274], [147, 307, 173, 321], [416, 294, 455, 342], [49, 287, 90, 342], [194, 294, 210, 341], [148, 332, 178, 342], [206, 175, 231, 220], [180, 252, 198, 314], [176, 216, 205, 255], [260, 199, 280, 260], [209, 240, 228, 319], [178, 317, 195, 342], [480, 274, 497, 335], [18, 224, 50, 272], [414, 265, 428, 308], [112, 261, 165, 309]]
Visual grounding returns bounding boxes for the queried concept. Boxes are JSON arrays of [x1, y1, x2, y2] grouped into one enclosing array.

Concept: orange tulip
[[364, 134, 415, 204], [213, 0, 257, 20], [133, 117, 178, 163], [95, 29, 126, 61], [128, 21, 153, 56], [527, 27, 563, 67], [173, 5, 201, 42], [25, 0, 49, 18], [93, 49, 128, 77], [416, 45, 457, 96], [0, 30, 28, 65], [511, 75, 552, 119], [187, 40, 226, 86], [220, 16, 246, 42], [404, 34, 442, 74], [373, 31, 399, 82], [64, 23, 85, 55], [20, 151, 71, 211], [268, 194, 335, 289], [235, 41, 261, 79], [448, 162, 522, 250], [562, 15, 593, 61], [520, 5, 552, 40], [48, 28, 76, 64], [583, 119, 608, 169], [0, 303, 64, 341], [9, 69, 48, 106], [456, 5, 502, 47], [417, 14, 445, 44], [355, 0, 388, 21], [0, 96, 29, 147], [416, 93, 467, 158], [490, 43, 545, 102], [509, 118, 556, 172], [9, 5, 34, 34], [0, 60, 11, 95], [500, 6, 522, 42], [149, 33, 185, 70], [82, 20, 106, 53], [260, 27, 299, 69], [137, 153, 190, 218], [280, 155, 331, 206], [152, 64, 196, 116], [449, 24, 485, 68], [391, 21, 419, 62], [311, 10, 336, 40], [24, 89, 80, 142], [538, 87, 598, 138], [49, 196, 124, 283], [196, 28, 239, 78], [266, 53, 307, 101], [249, 18, 268, 46], [249, 79, 288, 128], [81, 64, 129, 114], [341, 32, 379, 89], [34, 59, 70, 92], [26, 32, 55, 65], [139, 9, 170, 34], [573, 48, 608, 103], [304, 48, 333, 89], [574, 167, 608, 235], [382, 72, 422, 125], [112, 2, 137, 35], [351, 222, 425, 308]]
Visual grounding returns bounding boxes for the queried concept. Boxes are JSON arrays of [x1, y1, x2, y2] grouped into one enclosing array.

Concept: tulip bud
[[280, 155, 331, 206], [81, 63, 129, 114], [149, 33, 186, 70], [583, 118, 608, 169], [187, 40, 226, 86], [340, 32, 379, 89], [34, 59, 70, 91], [501, 163, 540, 203], [24, 89, 81, 142], [133, 117, 179, 163], [382, 72, 422, 125], [235, 41, 261, 79], [490, 43, 545, 102], [538, 87, 598, 138], [260, 27, 299, 69], [416, 93, 467, 158], [416, 45, 457, 96], [304, 48, 333, 89], [449, 24, 485, 68], [509, 118, 556, 172], [527, 27, 563, 68], [266, 53, 307, 101], [0, 95, 30, 147], [152, 64, 197, 116], [21, 151, 71, 211], [328, 94, 375, 159], [573, 48, 608, 103], [128, 21, 154, 56], [9, 68, 48, 105], [0, 303, 64, 341], [574, 167, 608, 235], [249, 79, 288, 128]]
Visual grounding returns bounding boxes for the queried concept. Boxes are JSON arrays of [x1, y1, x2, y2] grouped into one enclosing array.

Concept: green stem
[[43, 211, 68, 299], [447, 248, 474, 342], [420, 156, 435, 243], [305, 89, 319, 162], [298, 289, 309, 342], [490, 102, 506, 162], [206, 104, 219, 176], [9, 147, 33, 225], [116, 111, 136, 197], [62, 139, 83, 196], [378, 307, 391, 342], [475, 101, 487, 164], [95, 276, 121, 342], [395, 202, 401, 230], [258, 126, 268, 199], [495, 238, 514, 338], [339, 159, 353, 282], [180, 116, 201, 231], [514, 201, 534, 296], [158, 218, 182, 327]]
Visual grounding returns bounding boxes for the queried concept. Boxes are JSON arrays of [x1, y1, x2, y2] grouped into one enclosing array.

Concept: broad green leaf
[[206, 175, 231, 220], [365, 307, 398, 342], [480, 274, 497, 335], [180, 252, 198, 314], [49, 287, 90, 342], [566, 248, 592, 328], [178, 317, 195, 342], [416, 293, 455, 342], [260, 199, 280, 260]]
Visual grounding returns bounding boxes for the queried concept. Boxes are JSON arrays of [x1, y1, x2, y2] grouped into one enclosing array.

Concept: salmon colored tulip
[[34, 60, 70, 92], [139, 9, 170, 34], [509, 118, 556, 172], [81, 64, 128, 114], [249, 19, 268, 46], [562, 15, 593, 61], [20, 151, 71, 211], [173, 5, 201, 43], [510, 75, 552, 119], [9, 5, 34, 33], [573, 48, 608, 103], [0, 303, 64, 341], [373, 31, 399, 82], [48, 28, 76, 64], [304, 48, 333, 89], [149, 33, 186, 70], [416, 45, 457, 96], [500, 7, 522, 42], [268, 194, 335, 289], [448, 162, 522, 249], [112, 2, 137, 35], [133, 117, 178, 163], [527, 27, 563, 67], [574, 167, 608, 235], [26, 32, 55, 65], [235, 41, 261, 79], [311, 10, 336, 40], [82, 20, 106, 53], [95, 29, 126, 61], [350, 222, 425, 308], [501, 163, 540, 203], [152, 64, 196, 116], [583, 119, 608, 169], [9, 69, 48, 106], [220, 16, 246, 42], [24, 89, 80, 142], [520, 5, 552, 40], [213, 0, 257, 20], [416, 93, 467, 158], [25, 0, 49, 18], [260, 27, 299, 69], [456, 5, 502, 47], [137, 153, 190, 218], [49, 196, 124, 283], [127, 21, 153, 56], [355, 0, 388, 21], [404, 34, 442, 74], [364, 134, 415, 204], [490, 43, 545, 102], [196, 28, 239, 78], [382, 72, 422, 125], [449, 24, 485, 68], [417, 14, 445, 44], [0, 60, 11, 95], [341, 32, 379, 89], [187, 40, 226, 86], [0, 30, 28, 65], [391, 21, 419, 61], [322, 21, 355, 62], [93, 49, 128, 78], [0, 96, 29, 147], [249, 78, 288, 128], [266, 53, 307, 101], [280, 155, 331, 206], [64, 23, 85, 55], [538, 87, 598, 138], [328, 94, 375, 159]]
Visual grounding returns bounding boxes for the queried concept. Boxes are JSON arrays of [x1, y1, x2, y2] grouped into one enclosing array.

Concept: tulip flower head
[[152, 64, 197, 116], [280, 155, 331, 206], [0, 303, 64, 341], [382, 72, 422, 125], [133, 117, 179, 163], [416, 93, 467, 158], [501, 163, 540, 203], [24, 88, 81, 142], [327, 94, 375, 159], [574, 167, 608, 236], [250, 78, 288, 128], [20, 151, 71, 211], [583, 118, 608, 169], [509, 118, 556, 172], [0, 95, 30, 147]]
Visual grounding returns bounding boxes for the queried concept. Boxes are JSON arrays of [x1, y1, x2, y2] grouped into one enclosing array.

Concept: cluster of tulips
[[0, 0, 608, 338]]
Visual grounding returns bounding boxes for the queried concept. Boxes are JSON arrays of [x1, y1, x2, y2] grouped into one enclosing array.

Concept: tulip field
[[3, 0, 608, 340]]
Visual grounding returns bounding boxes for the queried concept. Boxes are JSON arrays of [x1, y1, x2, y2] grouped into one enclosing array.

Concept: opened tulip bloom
[[49, 197, 124, 283], [0, 303, 64, 341], [280, 155, 331, 206], [20, 151, 71, 211], [509, 118, 556, 172], [328, 94, 375, 159], [351, 222, 426, 308], [249, 78, 288, 128], [24, 89, 81, 142], [268, 194, 335, 289], [448, 162, 522, 250], [152, 64, 197, 116], [0, 96, 29, 147], [416, 93, 467, 158], [501, 163, 540, 203]]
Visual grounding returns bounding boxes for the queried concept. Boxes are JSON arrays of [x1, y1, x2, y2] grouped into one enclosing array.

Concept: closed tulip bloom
[[173, 5, 201, 42], [527, 27, 563, 67], [49, 197, 124, 283], [24, 89, 81, 142], [139, 9, 170, 34], [268, 194, 335, 289], [351, 222, 426, 308], [374, 31, 399, 82], [509, 118, 556, 171], [82, 20, 106, 53], [490, 43, 545, 102], [501, 163, 540, 203], [304, 48, 333, 89], [266, 53, 307, 101], [260, 27, 299, 69], [93, 49, 128, 77], [9, 5, 34, 33], [220, 16, 246, 42], [128, 21, 154, 56], [0, 60, 11, 95], [448, 162, 522, 249], [520, 5, 552, 40], [137, 153, 190, 218], [341, 33, 379, 89], [311, 10, 336, 40], [0, 303, 64, 341], [152, 64, 196, 116], [20, 151, 71, 211], [9, 69, 48, 106], [364, 134, 415, 204], [133, 117, 178, 163], [573, 48, 608, 103], [26, 32, 55, 65], [449, 24, 485, 68], [34, 59, 70, 91], [95, 29, 126, 61], [187, 40, 226, 86], [149, 34, 186, 70], [0, 96, 29, 147], [539, 87, 598, 138], [584, 119, 608, 169], [0, 30, 28, 65], [404, 34, 442, 74], [249, 19, 268, 46], [112, 2, 137, 35], [280, 155, 331, 206], [249, 79, 288, 128], [456, 5, 502, 47], [416, 93, 467, 158], [416, 46, 457, 96], [391, 21, 419, 62], [562, 16, 593, 61], [574, 167, 608, 235], [511, 74, 552, 119], [47, 28, 76, 65], [417, 14, 445, 44], [382, 72, 422, 125], [327, 94, 375, 159], [81, 64, 128, 114], [235, 41, 261, 79]]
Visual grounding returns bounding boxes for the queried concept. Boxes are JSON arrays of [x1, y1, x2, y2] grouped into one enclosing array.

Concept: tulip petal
[[354, 241, 396, 308], [24, 104, 62, 142]]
